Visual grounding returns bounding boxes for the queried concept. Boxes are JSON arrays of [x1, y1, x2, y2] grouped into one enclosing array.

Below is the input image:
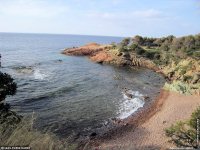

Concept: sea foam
[[33, 69, 48, 80], [118, 90, 145, 119]]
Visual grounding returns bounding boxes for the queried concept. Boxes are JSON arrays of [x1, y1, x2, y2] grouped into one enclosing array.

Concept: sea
[[0, 32, 165, 139]]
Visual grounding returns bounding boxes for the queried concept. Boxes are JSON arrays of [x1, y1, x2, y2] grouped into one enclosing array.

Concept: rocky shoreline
[[62, 43, 159, 71], [62, 42, 200, 95], [62, 42, 200, 149]]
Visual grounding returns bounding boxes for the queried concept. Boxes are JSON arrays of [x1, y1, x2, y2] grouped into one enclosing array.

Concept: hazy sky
[[0, 0, 199, 37]]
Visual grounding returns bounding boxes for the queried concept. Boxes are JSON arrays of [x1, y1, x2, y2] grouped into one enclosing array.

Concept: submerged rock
[[13, 66, 34, 74], [124, 92, 133, 99]]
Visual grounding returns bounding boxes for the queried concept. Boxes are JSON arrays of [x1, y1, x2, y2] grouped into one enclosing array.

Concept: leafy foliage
[[117, 33, 200, 64], [165, 107, 200, 148], [120, 38, 130, 47], [164, 81, 193, 95], [0, 72, 17, 102]]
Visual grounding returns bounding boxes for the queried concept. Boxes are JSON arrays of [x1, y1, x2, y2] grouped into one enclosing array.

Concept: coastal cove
[[0, 33, 165, 142], [62, 35, 200, 149]]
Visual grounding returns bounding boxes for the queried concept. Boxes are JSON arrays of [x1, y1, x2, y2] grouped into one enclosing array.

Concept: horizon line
[[0, 31, 199, 39], [0, 31, 125, 38]]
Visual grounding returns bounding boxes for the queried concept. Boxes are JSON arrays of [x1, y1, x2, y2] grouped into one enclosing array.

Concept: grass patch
[[0, 112, 77, 150]]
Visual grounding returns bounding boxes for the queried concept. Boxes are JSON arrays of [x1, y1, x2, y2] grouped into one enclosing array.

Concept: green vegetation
[[117, 34, 200, 64], [165, 107, 200, 148], [115, 34, 200, 94], [0, 72, 17, 103], [164, 81, 193, 95]]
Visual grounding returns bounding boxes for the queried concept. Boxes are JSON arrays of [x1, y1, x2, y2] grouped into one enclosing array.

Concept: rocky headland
[[62, 42, 200, 96]]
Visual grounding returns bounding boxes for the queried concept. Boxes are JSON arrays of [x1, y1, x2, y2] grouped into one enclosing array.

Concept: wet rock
[[111, 118, 122, 124], [55, 59, 63, 63], [142, 96, 150, 101], [124, 92, 133, 99], [13, 66, 34, 74], [96, 60, 103, 64], [90, 132, 97, 137]]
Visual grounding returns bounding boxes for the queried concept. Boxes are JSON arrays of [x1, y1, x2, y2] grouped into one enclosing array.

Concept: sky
[[0, 0, 199, 37]]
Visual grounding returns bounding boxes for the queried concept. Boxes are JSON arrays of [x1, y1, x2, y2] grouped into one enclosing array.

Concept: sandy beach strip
[[98, 90, 200, 150]]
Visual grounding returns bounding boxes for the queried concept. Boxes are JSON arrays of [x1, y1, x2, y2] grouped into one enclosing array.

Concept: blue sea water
[[0, 33, 165, 138]]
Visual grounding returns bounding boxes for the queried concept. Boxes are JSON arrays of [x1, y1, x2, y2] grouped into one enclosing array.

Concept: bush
[[135, 47, 145, 55], [144, 51, 157, 59], [165, 107, 200, 148], [120, 38, 130, 47], [111, 42, 117, 49], [118, 45, 128, 52], [164, 81, 192, 95], [0, 72, 17, 103], [129, 43, 138, 51]]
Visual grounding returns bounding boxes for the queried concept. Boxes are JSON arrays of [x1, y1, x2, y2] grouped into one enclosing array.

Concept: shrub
[[135, 47, 145, 55], [129, 43, 138, 51], [164, 81, 192, 95], [111, 42, 117, 49], [0, 72, 17, 103], [165, 107, 200, 148], [118, 45, 128, 52], [120, 38, 130, 47], [154, 53, 161, 59], [144, 51, 156, 59]]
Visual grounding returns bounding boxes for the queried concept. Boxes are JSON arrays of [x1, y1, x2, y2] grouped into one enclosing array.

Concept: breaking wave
[[118, 90, 145, 119]]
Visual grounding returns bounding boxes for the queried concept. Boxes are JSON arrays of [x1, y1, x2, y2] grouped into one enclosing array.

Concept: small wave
[[10, 65, 50, 80], [12, 66, 34, 74], [118, 90, 145, 119], [23, 86, 75, 103], [33, 69, 49, 80]]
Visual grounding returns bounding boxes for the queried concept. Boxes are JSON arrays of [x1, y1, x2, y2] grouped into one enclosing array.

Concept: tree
[[111, 42, 117, 49], [135, 46, 145, 55], [129, 43, 138, 51], [120, 38, 130, 47], [160, 41, 170, 51], [133, 35, 144, 45], [184, 35, 195, 50], [194, 34, 200, 48], [171, 38, 183, 51], [154, 38, 163, 47], [166, 35, 175, 43], [0, 72, 17, 103]]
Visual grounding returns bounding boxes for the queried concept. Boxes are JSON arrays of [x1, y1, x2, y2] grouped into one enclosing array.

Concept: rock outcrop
[[62, 43, 108, 56], [62, 43, 200, 95]]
